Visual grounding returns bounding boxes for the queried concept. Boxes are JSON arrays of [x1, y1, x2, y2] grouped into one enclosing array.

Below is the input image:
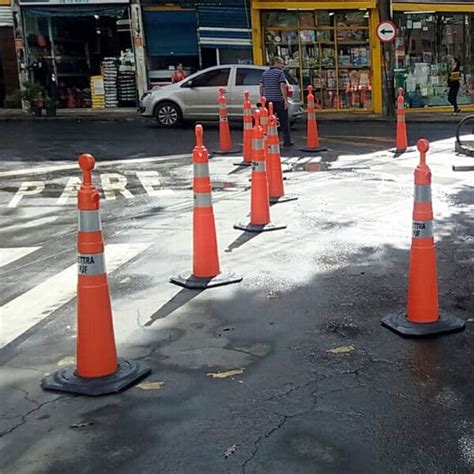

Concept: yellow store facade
[[250, 0, 474, 114]]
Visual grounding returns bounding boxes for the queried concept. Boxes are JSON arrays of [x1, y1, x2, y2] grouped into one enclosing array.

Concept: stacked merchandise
[[118, 50, 137, 106], [90, 75, 105, 109], [102, 57, 119, 108]]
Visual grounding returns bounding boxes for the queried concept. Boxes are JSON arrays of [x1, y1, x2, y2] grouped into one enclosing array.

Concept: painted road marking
[[0, 154, 191, 178], [0, 247, 40, 268], [0, 243, 150, 350], [8, 181, 45, 208]]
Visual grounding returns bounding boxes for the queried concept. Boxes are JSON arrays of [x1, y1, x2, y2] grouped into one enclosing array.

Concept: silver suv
[[139, 65, 304, 128]]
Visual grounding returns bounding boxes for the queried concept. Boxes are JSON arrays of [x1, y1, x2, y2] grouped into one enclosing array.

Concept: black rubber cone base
[[233, 221, 287, 233], [170, 272, 242, 289], [299, 146, 327, 153], [41, 359, 151, 396], [212, 148, 240, 155], [270, 194, 298, 204], [381, 311, 466, 338]]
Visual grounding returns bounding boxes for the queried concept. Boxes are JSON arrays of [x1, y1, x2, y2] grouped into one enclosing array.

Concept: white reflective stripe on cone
[[268, 144, 279, 153], [252, 139, 264, 151], [252, 161, 266, 172], [414, 185, 432, 202], [412, 220, 433, 238], [78, 253, 106, 275], [308, 113, 316, 120], [267, 126, 278, 136], [193, 162, 210, 178], [244, 122, 253, 130], [78, 210, 102, 232], [194, 192, 212, 208]]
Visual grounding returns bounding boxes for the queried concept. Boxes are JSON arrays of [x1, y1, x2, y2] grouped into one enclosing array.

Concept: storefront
[[392, 1, 474, 111], [251, 1, 382, 112], [0, 0, 19, 107], [142, 1, 252, 88], [18, 0, 139, 108]]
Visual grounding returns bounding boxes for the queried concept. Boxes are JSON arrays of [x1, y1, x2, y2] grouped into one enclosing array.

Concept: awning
[[24, 6, 127, 17], [198, 5, 251, 49], [0, 6, 13, 26]]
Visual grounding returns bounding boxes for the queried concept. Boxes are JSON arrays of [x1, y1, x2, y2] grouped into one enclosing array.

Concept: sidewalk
[[0, 107, 470, 123]]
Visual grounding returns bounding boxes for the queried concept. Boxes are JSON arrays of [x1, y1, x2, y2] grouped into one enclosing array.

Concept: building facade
[[0, 0, 20, 107], [141, 0, 252, 87], [250, 0, 474, 114]]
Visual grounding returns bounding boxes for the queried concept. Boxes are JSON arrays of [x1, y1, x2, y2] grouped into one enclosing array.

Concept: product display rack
[[263, 10, 373, 111]]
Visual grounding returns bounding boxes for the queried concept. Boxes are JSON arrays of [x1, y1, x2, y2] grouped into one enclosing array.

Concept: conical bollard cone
[[235, 90, 253, 167], [266, 102, 297, 204], [213, 88, 239, 155], [259, 96, 269, 136], [234, 110, 286, 233], [171, 125, 242, 289], [41, 154, 151, 396], [393, 87, 408, 154], [382, 139, 466, 337], [300, 86, 327, 153]]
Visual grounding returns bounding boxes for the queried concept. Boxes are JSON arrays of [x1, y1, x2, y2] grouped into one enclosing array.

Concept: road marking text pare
[[7, 172, 164, 208]]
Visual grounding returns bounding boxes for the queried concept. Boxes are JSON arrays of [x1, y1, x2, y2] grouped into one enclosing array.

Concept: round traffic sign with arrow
[[376, 20, 397, 43]]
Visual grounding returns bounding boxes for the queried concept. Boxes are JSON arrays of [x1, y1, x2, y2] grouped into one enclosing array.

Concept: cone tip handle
[[78, 154, 95, 171], [219, 87, 225, 94], [260, 96, 266, 104], [244, 90, 249, 99], [398, 87, 404, 96], [195, 124, 203, 145], [417, 139, 429, 154], [308, 85, 313, 92]]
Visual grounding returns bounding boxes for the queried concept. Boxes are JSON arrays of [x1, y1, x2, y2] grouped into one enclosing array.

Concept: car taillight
[[286, 85, 293, 98]]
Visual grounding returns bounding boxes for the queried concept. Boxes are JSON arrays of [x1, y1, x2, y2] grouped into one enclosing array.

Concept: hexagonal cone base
[[211, 148, 240, 155], [41, 359, 151, 396], [233, 221, 287, 233], [234, 160, 252, 167], [170, 272, 242, 289], [381, 311, 466, 338], [299, 146, 327, 153], [270, 194, 298, 204]]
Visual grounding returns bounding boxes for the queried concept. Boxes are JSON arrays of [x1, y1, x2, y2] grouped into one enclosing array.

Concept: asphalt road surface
[[0, 117, 459, 162], [0, 125, 472, 473]]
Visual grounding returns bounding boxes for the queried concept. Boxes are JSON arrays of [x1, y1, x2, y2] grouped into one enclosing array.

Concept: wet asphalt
[[0, 117, 459, 162], [0, 120, 472, 473]]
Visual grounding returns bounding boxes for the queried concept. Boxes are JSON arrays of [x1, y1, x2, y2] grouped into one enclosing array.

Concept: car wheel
[[154, 102, 182, 128]]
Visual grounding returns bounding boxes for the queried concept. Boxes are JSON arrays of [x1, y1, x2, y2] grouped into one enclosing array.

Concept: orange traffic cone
[[258, 96, 269, 135], [382, 139, 465, 337], [171, 125, 242, 289], [266, 102, 297, 204], [300, 86, 327, 153], [41, 154, 150, 396], [393, 87, 408, 154], [234, 110, 286, 233], [235, 90, 253, 167], [213, 87, 239, 155]]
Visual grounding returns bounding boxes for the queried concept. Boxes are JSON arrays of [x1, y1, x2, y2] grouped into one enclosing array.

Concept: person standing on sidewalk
[[447, 57, 461, 115], [260, 57, 293, 147]]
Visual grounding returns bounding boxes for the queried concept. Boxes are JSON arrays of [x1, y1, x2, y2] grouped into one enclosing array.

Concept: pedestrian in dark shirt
[[447, 57, 461, 115], [260, 57, 293, 147]]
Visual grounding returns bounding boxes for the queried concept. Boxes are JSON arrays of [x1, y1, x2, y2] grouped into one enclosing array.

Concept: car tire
[[154, 101, 182, 128]]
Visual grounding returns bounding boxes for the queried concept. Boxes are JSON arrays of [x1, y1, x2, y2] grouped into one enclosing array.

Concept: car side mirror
[[182, 80, 193, 88]]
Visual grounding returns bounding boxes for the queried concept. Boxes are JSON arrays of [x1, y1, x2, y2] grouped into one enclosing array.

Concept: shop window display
[[263, 10, 372, 110], [24, 10, 136, 109], [394, 12, 473, 108]]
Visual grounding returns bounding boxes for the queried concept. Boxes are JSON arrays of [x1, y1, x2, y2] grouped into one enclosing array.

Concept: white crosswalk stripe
[[0, 247, 40, 268], [0, 243, 151, 350]]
